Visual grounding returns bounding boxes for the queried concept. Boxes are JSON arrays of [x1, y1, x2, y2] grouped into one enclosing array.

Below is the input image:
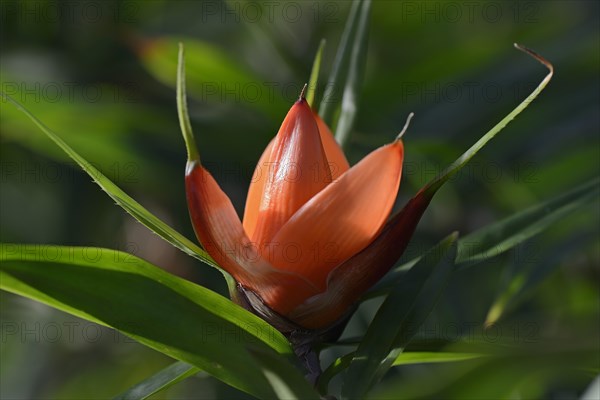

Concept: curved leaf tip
[[177, 42, 200, 164]]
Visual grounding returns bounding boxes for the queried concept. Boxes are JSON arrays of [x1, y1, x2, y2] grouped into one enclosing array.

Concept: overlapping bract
[[186, 96, 408, 328]]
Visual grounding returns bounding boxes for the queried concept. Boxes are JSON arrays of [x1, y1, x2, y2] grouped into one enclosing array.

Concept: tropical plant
[[2, 2, 598, 399]]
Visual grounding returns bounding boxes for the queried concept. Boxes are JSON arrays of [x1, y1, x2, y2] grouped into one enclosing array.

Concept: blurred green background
[[1, 0, 598, 398]]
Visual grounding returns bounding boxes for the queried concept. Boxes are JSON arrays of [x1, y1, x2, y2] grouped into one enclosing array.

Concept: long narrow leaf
[[319, 0, 371, 148], [0, 244, 298, 399], [318, 0, 361, 124], [0, 92, 223, 276], [306, 39, 326, 108], [318, 350, 482, 395], [456, 178, 599, 266], [318, 354, 352, 395], [341, 233, 458, 399], [176, 43, 237, 293], [113, 362, 200, 400], [369, 345, 599, 400], [177, 43, 200, 164], [333, 0, 371, 147], [392, 352, 484, 366], [370, 178, 598, 297], [485, 228, 597, 326], [421, 44, 554, 197]]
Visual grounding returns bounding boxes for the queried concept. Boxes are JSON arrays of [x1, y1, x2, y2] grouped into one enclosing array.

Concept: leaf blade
[[318, 0, 371, 148], [342, 233, 458, 399], [392, 352, 485, 366], [306, 39, 326, 108], [0, 92, 228, 279], [456, 178, 600, 266], [371, 179, 599, 297], [0, 244, 296, 399], [113, 362, 200, 400], [421, 44, 554, 197], [333, 0, 371, 147]]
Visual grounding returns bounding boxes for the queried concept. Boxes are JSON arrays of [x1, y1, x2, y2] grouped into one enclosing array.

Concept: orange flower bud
[[186, 90, 416, 331]]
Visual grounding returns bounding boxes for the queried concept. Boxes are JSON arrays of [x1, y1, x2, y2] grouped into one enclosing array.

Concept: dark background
[[1, 1, 598, 398]]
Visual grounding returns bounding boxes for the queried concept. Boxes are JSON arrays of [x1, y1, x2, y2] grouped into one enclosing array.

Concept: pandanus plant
[[4, 11, 582, 398], [178, 39, 554, 381]]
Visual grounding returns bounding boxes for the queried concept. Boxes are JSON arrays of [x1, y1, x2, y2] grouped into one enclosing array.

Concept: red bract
[[186, 92, 416, 330]]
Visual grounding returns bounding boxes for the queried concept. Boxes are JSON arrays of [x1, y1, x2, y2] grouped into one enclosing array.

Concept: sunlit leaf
[[392, 352, 485, 366], [177, 43, 200, 164], [0, 93, 232, 287], [419, 44, 554, 198], [306, 39, 326, 108], [581, 375, 600, 400], [0, 244, 298, 399]]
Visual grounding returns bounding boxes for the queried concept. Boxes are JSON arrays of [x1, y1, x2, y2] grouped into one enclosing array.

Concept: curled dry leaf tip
[[513, 43, 554, 75]]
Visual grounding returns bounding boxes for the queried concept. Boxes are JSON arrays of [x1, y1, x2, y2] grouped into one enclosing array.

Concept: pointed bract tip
[[395, 112, 415, 142], [298, 83, 308, 102]]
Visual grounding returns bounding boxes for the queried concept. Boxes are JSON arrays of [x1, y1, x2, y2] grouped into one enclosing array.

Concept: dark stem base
[[234, 284, 353, 387]]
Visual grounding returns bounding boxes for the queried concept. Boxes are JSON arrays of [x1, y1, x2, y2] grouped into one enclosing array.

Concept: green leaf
[[392, 352, 484, 366], [113, 362, 200, 400], [177, 43, 200, 164], [306, 39, 326, 108], [0, 76, 153, 174], [0, 92, 232, 284], [0, 244, 300, 399], [420, 44, 554, 198], [456, 178, 600, 267], [371, 178, 598, 297], [319, 0, 371, 147], [318, 348, 479, 394], [485, 227, 597, 327], [368, 343, 599, 400], [318, 354, 353, 395], [341, 233, 458, 399]]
